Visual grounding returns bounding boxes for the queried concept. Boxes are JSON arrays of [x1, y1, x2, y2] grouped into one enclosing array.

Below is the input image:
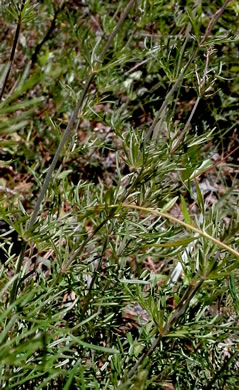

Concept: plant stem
[[10, 0, 136, 302], [121, 278, 205, 383], [171, 48, 211, 152], [122, 203, 239, 259], [204, 351, 239, 389], [145, 0, 233, 144], [187, 144, 239, 182], [61, 214, 113, 274], [31, 5, 63, 65], [9, 242, 27, 304], [144, 47, 199, 144], [98, 0, 136, 62], [27, 0, 136, 232], [81, 238, 108, 317], [199, 0, 233, 47], [0, 1, 26, 100], [27, 73, 94, 231]]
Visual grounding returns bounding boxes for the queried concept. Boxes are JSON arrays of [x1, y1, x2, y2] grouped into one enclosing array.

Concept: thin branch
[[81, 238, 108, 317], [151, 2, 201, 142], [31, 2, 65, 65], [124, 59, 148, 76], [122, 203, 239, 259], [122, 278, 205, 382], [98, 0, 136, 62], [0, 1, 26, 100], [190, 143, 239, 180], [145, 0, 233, 144], [171, 49, 212, 152], [11, 0, 136, 302], [27, 0, 136, 232], [199, 0, 233, 46], [27, 73, 94, 231], [9, 242, 27, 303], [60, 214, 112, 274], [204, 351, 239, 390], [144, 46, 199, 144]]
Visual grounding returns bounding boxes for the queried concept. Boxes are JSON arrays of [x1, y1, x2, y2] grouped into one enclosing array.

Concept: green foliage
[[0, 0, 239, 389]]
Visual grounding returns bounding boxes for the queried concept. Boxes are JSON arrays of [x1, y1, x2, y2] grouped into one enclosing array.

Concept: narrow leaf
[[194, 179, 205, 215], [144, 236, 197, 248], [161, 196, 178, 213], [180, 195, 191, 225]]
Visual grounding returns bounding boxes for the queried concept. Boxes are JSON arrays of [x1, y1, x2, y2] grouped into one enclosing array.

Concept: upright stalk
[[0, 1, 26, 100], [171, 48, 212, 152], [31, 3, 64, 65], [11, 0, 137, 302], [123, 278, 204, 383], [145, 0, 232, 144], [27, 0, 136, 232], [144, 47, 199, 144], [121, 2, 235, 378]]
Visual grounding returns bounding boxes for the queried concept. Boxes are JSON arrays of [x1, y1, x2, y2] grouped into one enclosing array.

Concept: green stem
[[145, 0, 232, 144], [81, 238, 108, 317], [27, 0, 136, 231], [10, 0, 136, 302], [9, 242, 27, 304], [145, 46, 199, 144]]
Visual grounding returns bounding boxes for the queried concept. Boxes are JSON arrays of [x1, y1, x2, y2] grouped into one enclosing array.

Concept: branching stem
[[11, 0, 136, 301]]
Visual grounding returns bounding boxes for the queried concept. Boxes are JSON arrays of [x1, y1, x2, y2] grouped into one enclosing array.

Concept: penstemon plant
[[0, 0, 238, 388]]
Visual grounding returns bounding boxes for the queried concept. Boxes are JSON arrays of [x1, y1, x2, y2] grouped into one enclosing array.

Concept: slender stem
[[172, 95, 201, 152], [122, 203, 239, 259], [98, 0, 136, 62], [145, 0, 233, 144], [204, 351, 239, 389], [9, 242, 27, 304], [27, 73, 94, 231], [171, 49, 211, 152], [199, 0, 233, 46], [187, 144, 239, 182], [144, 47, 199, 144], [10, 0, 136, 302], [27, 0, 136, 232], [81, 238, 108, 317], [125, 337, 160, 381], [31, 11, 60, 65], [123, 278, 204, 382], [31, 1, 67, 65], [61, 214, 112, 274], [176, 24, 191, 78], [0, 1, 26, 100], [152, 2, 201, 142]]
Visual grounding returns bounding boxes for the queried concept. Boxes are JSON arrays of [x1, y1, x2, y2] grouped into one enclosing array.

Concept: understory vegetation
[[0, 0, 239, 388]]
